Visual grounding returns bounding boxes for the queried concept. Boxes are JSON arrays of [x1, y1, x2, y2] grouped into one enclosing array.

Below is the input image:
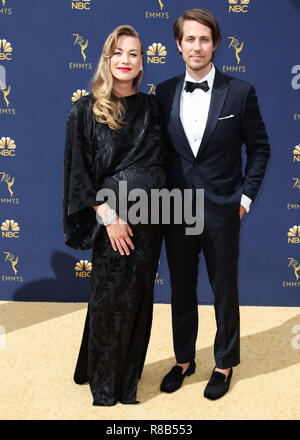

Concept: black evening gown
[[63, 92, 167, 406]]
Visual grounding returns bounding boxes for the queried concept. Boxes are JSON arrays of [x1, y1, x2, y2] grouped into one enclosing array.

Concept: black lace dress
[[63, 92, 167, 406]]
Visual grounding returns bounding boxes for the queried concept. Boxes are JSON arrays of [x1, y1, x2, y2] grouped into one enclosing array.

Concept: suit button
[[193, 160, 199, 166]]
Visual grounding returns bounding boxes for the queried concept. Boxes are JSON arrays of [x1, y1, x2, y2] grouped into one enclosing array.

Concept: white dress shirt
[[180, 64, 252, 212]]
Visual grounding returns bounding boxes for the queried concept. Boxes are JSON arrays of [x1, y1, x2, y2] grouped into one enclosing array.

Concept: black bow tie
[[184, 80, 210, 93]]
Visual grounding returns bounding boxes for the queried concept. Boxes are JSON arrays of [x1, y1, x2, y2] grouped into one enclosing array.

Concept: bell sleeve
[[63, 98, 102, 250]]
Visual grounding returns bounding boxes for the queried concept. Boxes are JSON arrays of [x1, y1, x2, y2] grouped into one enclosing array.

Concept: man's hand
[[239, 205, 246, 220]]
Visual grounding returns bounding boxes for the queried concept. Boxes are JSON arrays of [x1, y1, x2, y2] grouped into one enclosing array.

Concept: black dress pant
[[164, 213, 241, 369]]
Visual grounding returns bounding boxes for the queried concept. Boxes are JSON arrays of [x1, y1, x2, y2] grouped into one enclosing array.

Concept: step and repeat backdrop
[[0, 0, 299, 305]]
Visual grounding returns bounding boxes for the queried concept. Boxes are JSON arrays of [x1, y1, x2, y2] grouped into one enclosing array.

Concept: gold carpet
[[0, 301, 299, 420]]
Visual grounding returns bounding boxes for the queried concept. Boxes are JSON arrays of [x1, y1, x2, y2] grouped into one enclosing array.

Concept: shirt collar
[[184, 63, 215, 92]]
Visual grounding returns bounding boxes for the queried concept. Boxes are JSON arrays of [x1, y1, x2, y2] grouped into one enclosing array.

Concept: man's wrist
[[240, 194, 252, 213]]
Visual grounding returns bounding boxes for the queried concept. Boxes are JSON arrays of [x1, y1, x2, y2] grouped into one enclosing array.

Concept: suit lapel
[[167, 75, 195, 162], [196, 69, 230, 159]]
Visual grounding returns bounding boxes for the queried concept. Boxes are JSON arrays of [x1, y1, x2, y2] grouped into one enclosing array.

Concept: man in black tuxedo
[[156, 8, 270, 399]]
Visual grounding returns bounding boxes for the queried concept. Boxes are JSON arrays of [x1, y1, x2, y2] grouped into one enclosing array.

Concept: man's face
[[176, 20, 218, 77]]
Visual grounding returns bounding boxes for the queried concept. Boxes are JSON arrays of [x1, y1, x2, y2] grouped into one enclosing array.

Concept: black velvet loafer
[[160, 359, 196, 393], [204, 367, 233, 400], [73, 374, 88, 385]]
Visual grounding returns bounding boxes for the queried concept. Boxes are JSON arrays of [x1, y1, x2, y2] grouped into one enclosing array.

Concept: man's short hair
[[173, 8, 221, 46]]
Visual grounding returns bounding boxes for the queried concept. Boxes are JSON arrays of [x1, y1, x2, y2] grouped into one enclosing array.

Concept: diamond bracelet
[[101, 208, 118, 226]]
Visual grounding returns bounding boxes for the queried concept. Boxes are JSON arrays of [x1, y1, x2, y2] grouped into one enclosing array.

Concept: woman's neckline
[[88, 91, 142, 102], [120, 92, 140, 99]]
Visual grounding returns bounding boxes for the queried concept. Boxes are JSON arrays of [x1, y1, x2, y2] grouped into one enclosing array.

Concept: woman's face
[[110, 35, 143, 85]]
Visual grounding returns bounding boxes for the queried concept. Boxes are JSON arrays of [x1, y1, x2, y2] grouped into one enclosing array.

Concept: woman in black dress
[[63, 25, 166, 406]]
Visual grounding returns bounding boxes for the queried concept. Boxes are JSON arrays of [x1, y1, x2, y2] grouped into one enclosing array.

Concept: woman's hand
[[106, 217, 134, 256], [94, 203, 134, 255]]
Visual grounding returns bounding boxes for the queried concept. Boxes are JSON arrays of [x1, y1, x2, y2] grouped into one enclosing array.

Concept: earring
[[140, 65, 143, 71]]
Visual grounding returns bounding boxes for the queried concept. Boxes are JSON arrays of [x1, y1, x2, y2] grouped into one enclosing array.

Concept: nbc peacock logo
[[287, 226, 300, 244], [1, 219, 20, 238], [71, 89, 89, 102], [0, 137, 16, 157], [75, 260, 92, 278], [0, 39, 13, 61], [147, 43, 167, 64], [228, 0, 250, 13], [293, 144, 300, 162]]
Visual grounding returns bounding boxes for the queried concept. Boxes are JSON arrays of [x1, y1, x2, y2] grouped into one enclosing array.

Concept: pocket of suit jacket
[[218, 114, 235, 120]]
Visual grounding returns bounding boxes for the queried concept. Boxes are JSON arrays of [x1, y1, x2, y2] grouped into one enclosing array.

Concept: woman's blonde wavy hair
[[91, 25, 144, 130]]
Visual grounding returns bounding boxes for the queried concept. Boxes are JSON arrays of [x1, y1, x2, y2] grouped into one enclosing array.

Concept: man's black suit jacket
[[155, 69, 270, 222]]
